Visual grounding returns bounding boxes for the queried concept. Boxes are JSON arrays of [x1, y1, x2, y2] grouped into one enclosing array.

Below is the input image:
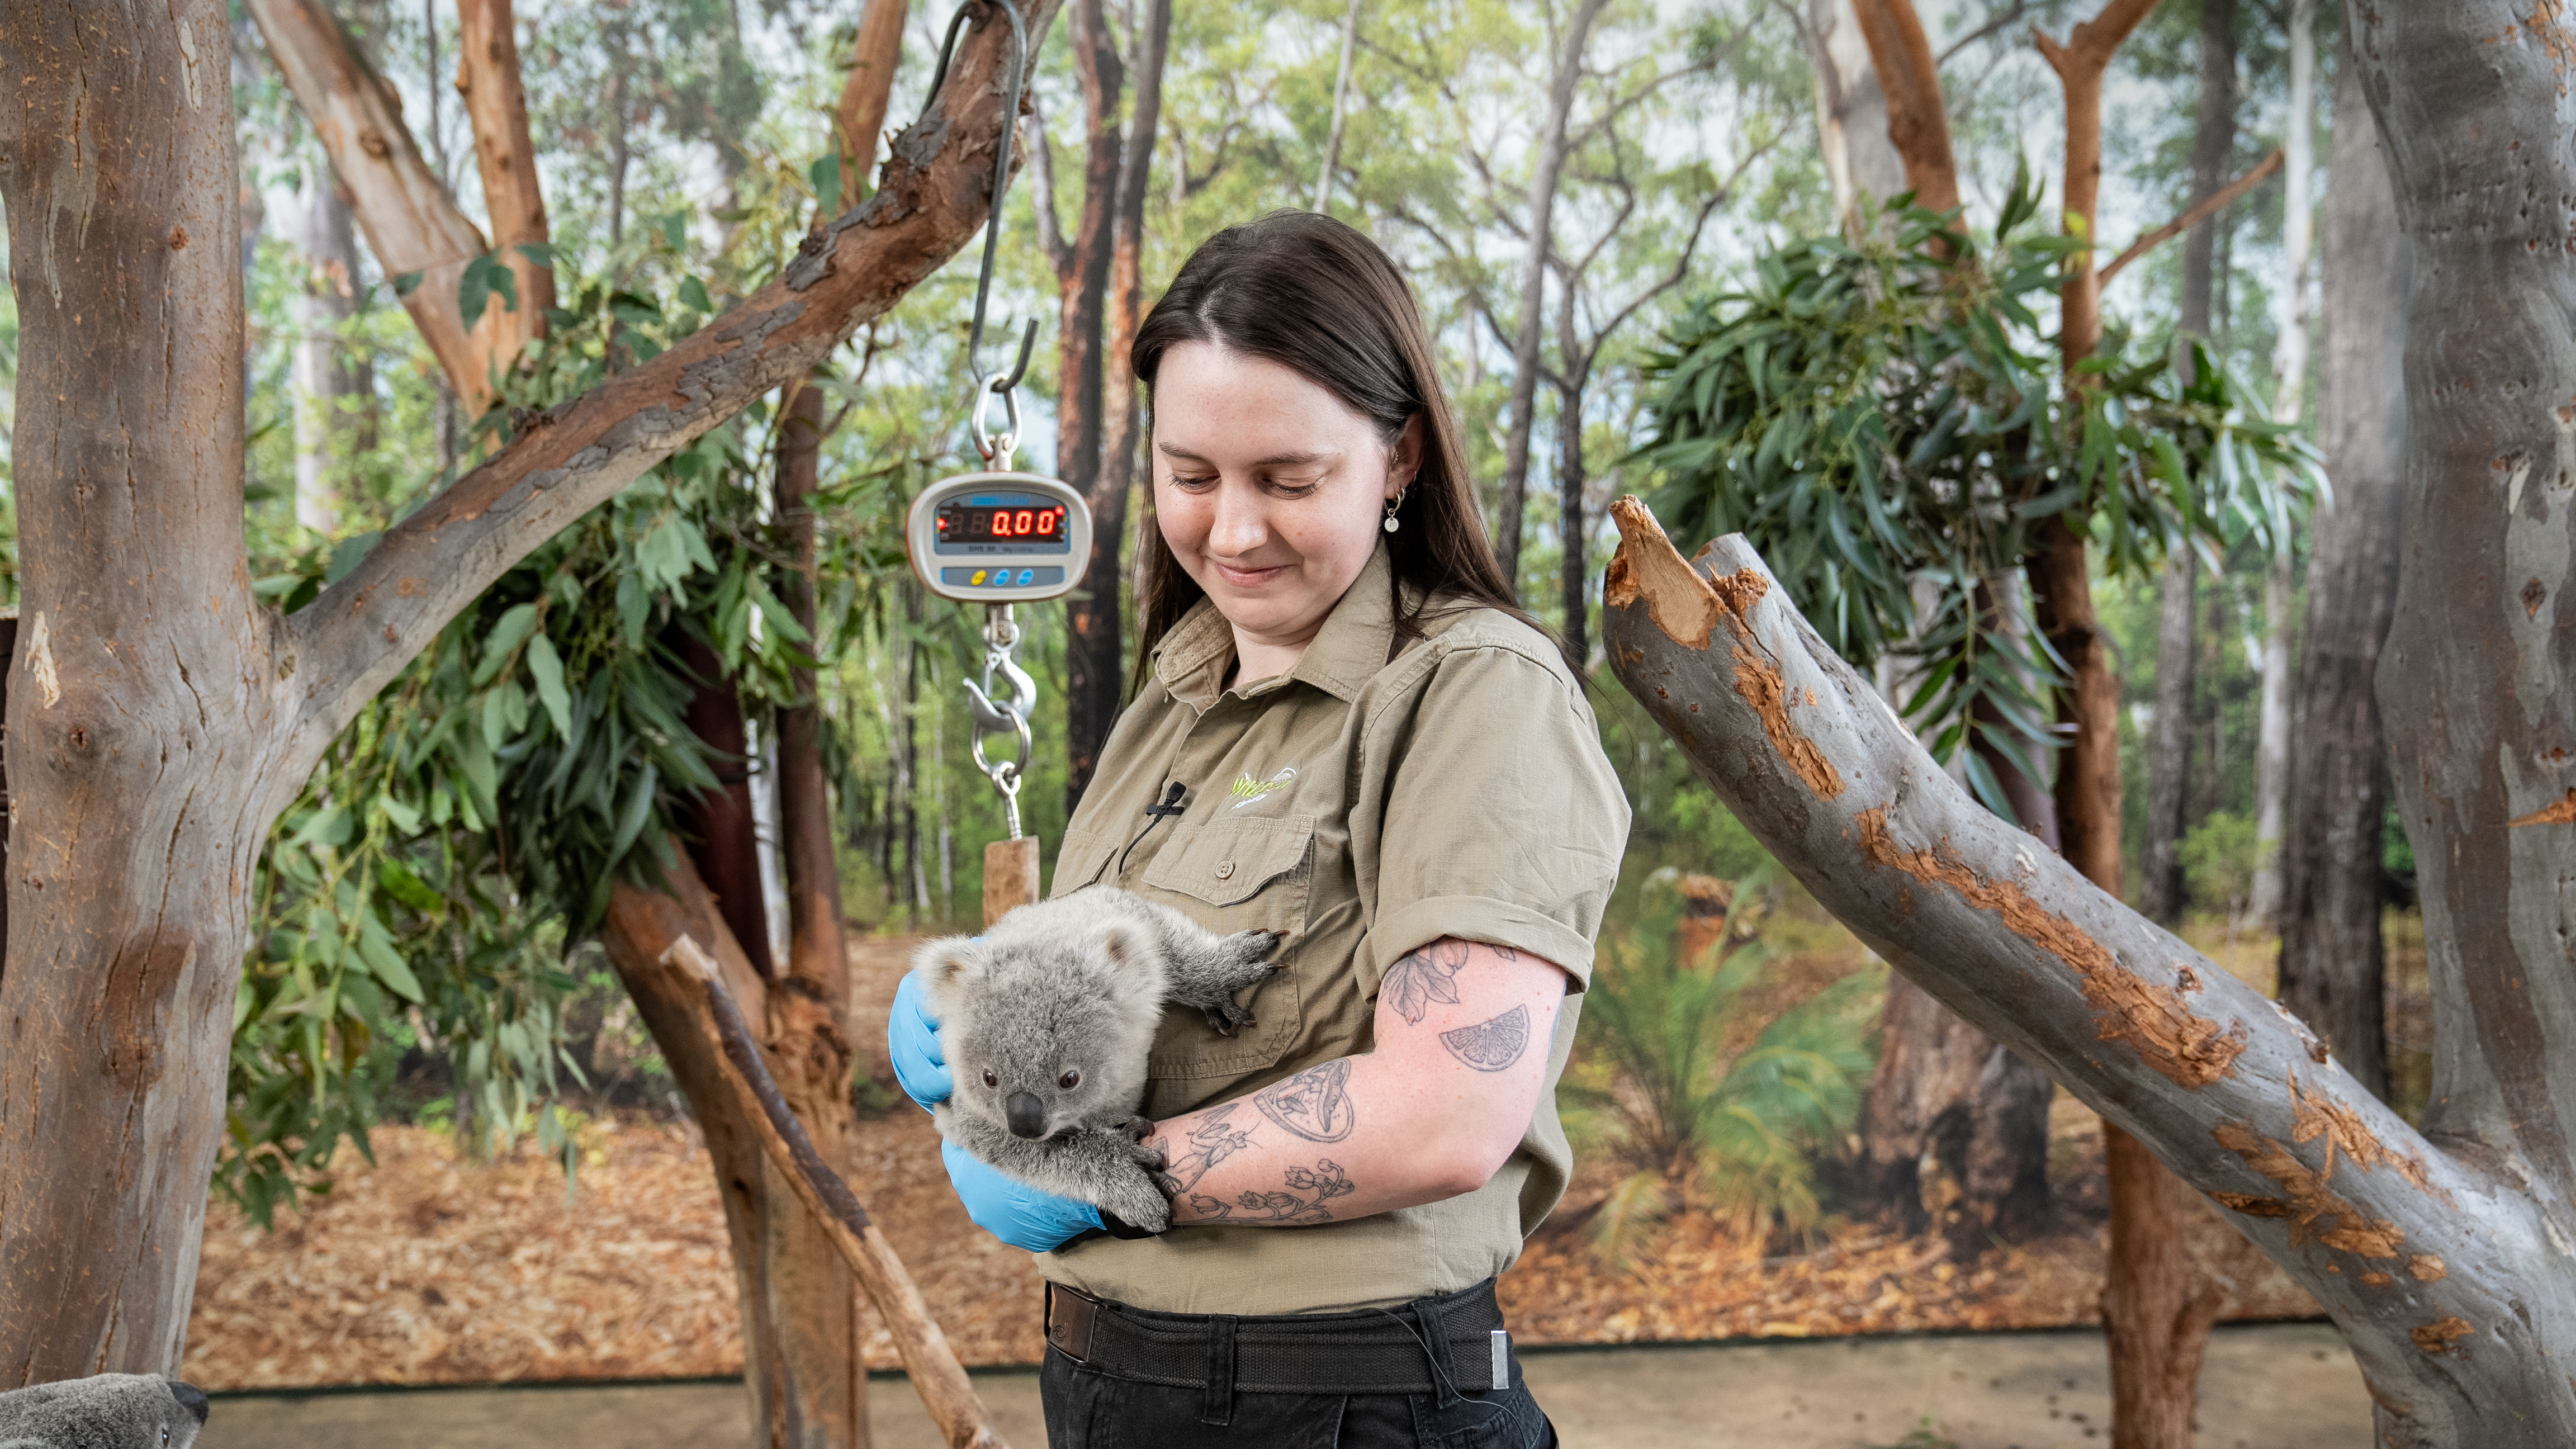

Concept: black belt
[[1045, 1278, 1510, 1401]]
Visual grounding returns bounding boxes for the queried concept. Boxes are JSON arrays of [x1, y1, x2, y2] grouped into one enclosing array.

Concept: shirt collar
[[1150, 543, 1401, 709]]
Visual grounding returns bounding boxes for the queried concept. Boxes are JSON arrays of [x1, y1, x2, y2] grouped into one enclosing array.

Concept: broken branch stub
[[1599, 496, 2574, 1440]]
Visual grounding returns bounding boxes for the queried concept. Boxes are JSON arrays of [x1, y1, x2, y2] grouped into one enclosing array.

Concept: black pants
[[1038, 1281, 1557, 1449]]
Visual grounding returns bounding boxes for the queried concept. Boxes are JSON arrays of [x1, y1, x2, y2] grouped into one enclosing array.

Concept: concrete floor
[[204, 1322, 2368, 1448]]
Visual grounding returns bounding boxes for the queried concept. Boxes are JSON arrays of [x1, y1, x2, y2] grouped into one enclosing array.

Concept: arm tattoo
[[1440, 1004, 1532, 1072], [1190, 1160, 1354, 1224], [1147, 1104, 1256, 1196], [1253, 1058, 1357, 1142], [1382, 939, 1472, 1024]]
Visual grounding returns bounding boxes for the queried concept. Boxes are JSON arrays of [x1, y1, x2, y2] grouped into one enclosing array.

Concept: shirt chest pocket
[[1137, 813, 1315, 1082]]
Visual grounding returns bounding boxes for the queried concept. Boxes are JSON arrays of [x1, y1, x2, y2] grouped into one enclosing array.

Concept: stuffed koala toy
[[0, 1374, 209, 1449], [916, 886, 1284, 1232]]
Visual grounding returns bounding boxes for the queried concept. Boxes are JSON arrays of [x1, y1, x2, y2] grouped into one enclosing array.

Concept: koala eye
[[1058, 1069, 1081, 1091], [982, 1069, 998, 1088]]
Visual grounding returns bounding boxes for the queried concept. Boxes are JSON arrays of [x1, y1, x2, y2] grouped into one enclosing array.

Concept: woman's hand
[[888, 970, 951, 1111], [1147, 937, 1567, 1227], [939, 1139, 1108, 1252]]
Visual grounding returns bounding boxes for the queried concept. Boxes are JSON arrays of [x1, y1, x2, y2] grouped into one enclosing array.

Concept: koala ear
[[913, 936, 980, 995]]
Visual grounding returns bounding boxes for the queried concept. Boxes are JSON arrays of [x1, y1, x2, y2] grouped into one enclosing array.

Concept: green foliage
[[222, 250, 851, 1221], [1637, 176, 2326, 817], [2181, 809, 2261, 920], [1568, 870, 1875, 1263]]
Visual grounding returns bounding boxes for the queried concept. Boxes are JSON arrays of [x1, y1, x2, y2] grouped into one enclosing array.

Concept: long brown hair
[[1127, 211, 1561, 690]]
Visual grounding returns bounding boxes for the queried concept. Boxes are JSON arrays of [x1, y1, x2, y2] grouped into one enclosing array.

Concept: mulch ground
[[181, 931, 2321, 1392]]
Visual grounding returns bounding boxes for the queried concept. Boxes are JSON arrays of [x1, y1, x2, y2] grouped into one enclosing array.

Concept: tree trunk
[[247, 0, 513, 416], [0, 0, 287, 1379], [1559, 377, 1589, 665], [1846, 0, 1958, 217], [1311, 0, 1362, 212], [2245, 0, 2316, 930], [1494, 0, 1609, 590], [2177, 0, 2237, 353], [2148, 0, 2234, 926], [675, 633, 780, 982], [2035, 8, 2213, 1446], [1603, 494, 2576, 1446], [835, 0, 911, 180], [454, 0, 553, 364], [762, 381, 870, 1449], [1054, 0, 1125, 812], [2276, 39, 2404, 1105], [290, 179, 367, 535], [0, 0, 1062, 1379], [1801, 0, 1908, 232], [1858, 973, 2055, 1250], [1071, 0, 1173, 815], [2143, 557, 2196, 924]]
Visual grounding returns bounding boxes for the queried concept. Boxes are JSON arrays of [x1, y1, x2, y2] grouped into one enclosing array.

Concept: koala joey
[[0, 1372, 210, 1449], [916, 886, 1284, 1234]]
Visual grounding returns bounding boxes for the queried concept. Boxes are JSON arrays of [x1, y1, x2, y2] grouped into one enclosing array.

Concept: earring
[[1383, 487, 1407, 534]]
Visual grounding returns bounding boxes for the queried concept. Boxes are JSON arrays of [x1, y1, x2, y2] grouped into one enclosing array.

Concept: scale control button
[[1016, 569, 1035, 586], [1214, 861, 1235, 880], [969, 569, 989, 586]]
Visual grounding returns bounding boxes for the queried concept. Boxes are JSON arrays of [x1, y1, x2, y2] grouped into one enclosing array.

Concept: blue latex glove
[[940, 1139, 1107, 1252], [895, 970, 1109, 1252], [888, 970, 951, 1113]]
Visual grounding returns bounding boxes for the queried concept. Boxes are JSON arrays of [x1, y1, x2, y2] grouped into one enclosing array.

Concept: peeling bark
[[1604, 498, 2576, 1445]]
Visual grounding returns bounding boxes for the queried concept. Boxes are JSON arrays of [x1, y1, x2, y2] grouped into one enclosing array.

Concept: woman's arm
[[1145, 937, 1567, 1227]]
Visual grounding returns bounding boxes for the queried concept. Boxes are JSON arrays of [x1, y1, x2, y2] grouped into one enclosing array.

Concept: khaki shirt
[[1039, 543, 1630, 1314]]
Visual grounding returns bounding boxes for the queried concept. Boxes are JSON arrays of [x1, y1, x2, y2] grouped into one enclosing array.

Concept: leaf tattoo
[[1190, 1159, 1354, 1224], [1253, 1058, 1357, 1142], [1439, 1004, 1531, 1072], [1152, 1104, 1254, 1196], [1383, 939, 1472, 1024]]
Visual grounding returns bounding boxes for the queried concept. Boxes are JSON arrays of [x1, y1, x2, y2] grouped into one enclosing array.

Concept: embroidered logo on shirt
[[1228, 766, 1298, 809]]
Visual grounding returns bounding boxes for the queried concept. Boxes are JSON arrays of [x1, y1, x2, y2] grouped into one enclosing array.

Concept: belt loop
[[1412, 1299, 1462, 1407], [1199, 1315, 1238, 1426]]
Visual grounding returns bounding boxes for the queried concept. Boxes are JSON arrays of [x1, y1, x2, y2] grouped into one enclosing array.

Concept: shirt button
[[1215, 860, 1236, 880]]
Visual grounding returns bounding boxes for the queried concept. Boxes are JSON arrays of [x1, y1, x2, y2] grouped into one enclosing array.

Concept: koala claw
[[1200, 1001, 1258, 1036]]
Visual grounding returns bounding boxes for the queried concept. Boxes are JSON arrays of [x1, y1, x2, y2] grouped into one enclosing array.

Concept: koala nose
[[1005, 1091, 1048, 1139]]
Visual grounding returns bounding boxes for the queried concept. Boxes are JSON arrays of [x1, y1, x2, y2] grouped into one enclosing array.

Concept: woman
[[890, 211, 1628, 1448]]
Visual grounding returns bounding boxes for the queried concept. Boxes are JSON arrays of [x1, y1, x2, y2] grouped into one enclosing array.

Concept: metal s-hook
[[965, 602, 1035, 839]]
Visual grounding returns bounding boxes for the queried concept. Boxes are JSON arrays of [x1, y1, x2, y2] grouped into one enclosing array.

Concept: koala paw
[[1200, 998, 1258, 1036], [1100, 1166, 1174, 1233]]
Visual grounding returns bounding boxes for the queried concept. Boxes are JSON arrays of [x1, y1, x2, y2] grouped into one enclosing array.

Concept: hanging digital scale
[[905, 470, 1092, 604]]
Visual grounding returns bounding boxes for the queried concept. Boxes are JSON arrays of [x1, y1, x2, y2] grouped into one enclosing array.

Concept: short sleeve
[[1356, 640, 1631, 996]]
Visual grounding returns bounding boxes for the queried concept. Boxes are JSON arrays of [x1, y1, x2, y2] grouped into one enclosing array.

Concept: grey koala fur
[[0, 1374, 209, 1449], [917, 886, 1283, 1233]]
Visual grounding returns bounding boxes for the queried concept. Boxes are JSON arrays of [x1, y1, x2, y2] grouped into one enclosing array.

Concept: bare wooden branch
[[456, 0, 553, 351], [1848, 0, 1958, 216], [275, 0, 1067, 779], [244, 0, 506, 413], [662, 936, 1010, 1449], [2098, 147, 2284, 285], [1600, 496, 2566, 1440]]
